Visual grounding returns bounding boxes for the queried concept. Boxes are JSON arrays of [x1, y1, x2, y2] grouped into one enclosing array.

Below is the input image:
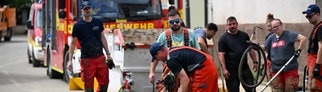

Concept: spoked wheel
[[238, 41, 267, 88]]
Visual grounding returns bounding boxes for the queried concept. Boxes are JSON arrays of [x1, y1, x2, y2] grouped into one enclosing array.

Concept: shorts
[[308, 54, 322, 91], [80, 55, 109, 90], [270, 69, 298, 90], [266, 59, 272, 80]]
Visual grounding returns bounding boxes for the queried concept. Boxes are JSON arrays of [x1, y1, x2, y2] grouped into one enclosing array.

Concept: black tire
[[238, 44, 267, 88], [63, 51, 72, 82], [4, 28, 13, 41], [46, 47, 61, 79], [0, 31, 2, 42], [32, 50, 41, 67], [27, 49, 32, 64]]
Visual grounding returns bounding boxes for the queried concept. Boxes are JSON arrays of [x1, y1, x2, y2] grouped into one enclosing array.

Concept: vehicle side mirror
[[27, 20, 34, 29], [168, 0, 174, 5], [58, 10, 66, 19]]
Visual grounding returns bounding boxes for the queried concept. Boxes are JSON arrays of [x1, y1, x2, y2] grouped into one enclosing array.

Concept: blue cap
[[149, 42, 164, 62], [303, 4, 320, 15], [81, 1, 91, 9]]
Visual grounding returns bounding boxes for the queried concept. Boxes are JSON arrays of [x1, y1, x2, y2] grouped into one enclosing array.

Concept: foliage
[[0, 0, 32, 10]]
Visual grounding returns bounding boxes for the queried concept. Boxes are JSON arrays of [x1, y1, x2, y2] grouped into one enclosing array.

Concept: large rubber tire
[[32, 49, 41, 67], [63, 51, 72, 82], [46, 47, 61, 79], [4, 28, 13, 41], [27, 49, 32, 64], [0, 31, 2, 42], [238, 45, 267, 88]]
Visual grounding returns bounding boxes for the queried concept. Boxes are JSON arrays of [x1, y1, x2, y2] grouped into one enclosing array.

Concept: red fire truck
[[42, 0, 185, 91]]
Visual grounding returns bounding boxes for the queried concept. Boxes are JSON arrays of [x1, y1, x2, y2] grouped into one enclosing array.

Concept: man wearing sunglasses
[[149, 9, 200, 91], [69, 1, 113, 92], [303, 4, 322, 91]]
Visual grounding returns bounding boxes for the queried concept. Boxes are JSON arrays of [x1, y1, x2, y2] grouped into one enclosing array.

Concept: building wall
[[189, 0, 205, 28], [209, 0, 320, 87], [211, 0, 315, 24]]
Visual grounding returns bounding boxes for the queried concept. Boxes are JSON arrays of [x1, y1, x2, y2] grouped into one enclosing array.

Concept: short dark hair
[[226, 16, 237, 22], [206, 23, 218, 32], [266, 13, 274, 23], [168, 9, 180, 17], [168, 6, 176, 12]]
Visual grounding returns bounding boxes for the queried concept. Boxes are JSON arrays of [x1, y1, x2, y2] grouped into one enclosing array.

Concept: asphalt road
[[0, 35, 78, 92]]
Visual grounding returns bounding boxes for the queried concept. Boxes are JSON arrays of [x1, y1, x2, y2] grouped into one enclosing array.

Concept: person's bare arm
[[197, 37, 209, 54], [69, 37, 76, 61], [101, 32, 112, 60], [218, 52, 230, 79], [249, 48, 257, 63], [296, 34, 307, 50], [317, 41, 322, 64], [67, 37, 77, 70], [149, 60, 159, 83], [218, 52, 226, 70], [177, 69, 189, 92], [249, 49, 259, 71]]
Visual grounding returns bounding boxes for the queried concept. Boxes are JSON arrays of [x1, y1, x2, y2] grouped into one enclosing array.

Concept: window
[[88, 0, 162, 21], [36, 9, 43, 28]]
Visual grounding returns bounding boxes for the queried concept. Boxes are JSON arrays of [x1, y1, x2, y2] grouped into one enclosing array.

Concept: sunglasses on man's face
[[169, 19, 180, 25], [306, 13, 316, 19]]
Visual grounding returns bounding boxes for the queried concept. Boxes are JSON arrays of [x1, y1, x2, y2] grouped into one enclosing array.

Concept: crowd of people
[[69, 0, 322, 91], [148, 4, 322, 92]]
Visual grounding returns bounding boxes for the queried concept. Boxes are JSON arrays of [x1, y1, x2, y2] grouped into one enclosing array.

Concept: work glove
[[313, 64, 321, 78], [294, 49, 302, 57], [106, 60, 115, 69]]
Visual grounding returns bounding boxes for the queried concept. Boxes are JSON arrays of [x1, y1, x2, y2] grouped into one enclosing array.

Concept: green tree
[[0, 0, 32, 10]]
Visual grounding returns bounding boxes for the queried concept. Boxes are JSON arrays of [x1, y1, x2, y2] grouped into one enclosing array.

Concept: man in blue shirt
[[194, 23, 218, 54], [69, 1, 113, 92]]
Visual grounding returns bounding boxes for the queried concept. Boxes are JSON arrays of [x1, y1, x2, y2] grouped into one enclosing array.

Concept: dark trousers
[[225, 65, 255, 92]]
